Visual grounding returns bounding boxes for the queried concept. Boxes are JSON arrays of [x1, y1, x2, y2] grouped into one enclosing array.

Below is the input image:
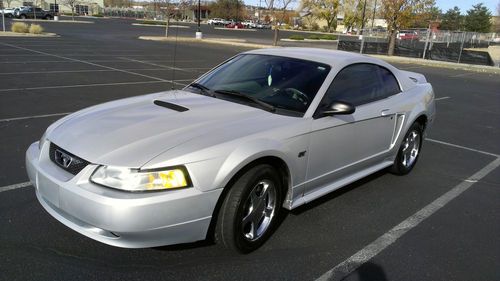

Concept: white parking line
[[0, 112, 71, 122], [0, 182, 32, 193], [0, 68, 174, 75], [0, 42, 189, 86], [434, 96, 450, 101], [0, 79, 193, 93], [119, 57, 193, 72], [0, 59, 200, 64], [426, 138, 499, 157], [316, 156, 500, 281]]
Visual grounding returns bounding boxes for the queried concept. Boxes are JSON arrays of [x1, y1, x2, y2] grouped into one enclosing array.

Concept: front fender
[[213, 138, 295, 189]]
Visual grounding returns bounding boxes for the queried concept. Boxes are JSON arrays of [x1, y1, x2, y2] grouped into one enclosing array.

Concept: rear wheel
[[20, 14, 27, 19], [215, 164, 283, 253], [390, 122, 423, 175]]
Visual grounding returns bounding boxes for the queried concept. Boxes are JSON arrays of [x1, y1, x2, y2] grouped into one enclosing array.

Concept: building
[[1, 0, 104, 15]]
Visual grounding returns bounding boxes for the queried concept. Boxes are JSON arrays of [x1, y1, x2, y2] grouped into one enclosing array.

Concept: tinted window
[[194, 54, 331, 114], [320, 63, 400, 107]]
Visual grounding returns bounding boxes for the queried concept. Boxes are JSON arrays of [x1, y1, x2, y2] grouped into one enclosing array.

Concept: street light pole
[[195, 0, 202, 38]]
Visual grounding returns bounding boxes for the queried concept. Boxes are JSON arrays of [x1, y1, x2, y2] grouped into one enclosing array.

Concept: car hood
[[48, 90, 295, 168]]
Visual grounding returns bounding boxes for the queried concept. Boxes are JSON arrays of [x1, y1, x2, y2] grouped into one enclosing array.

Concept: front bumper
[[26, 142, 222, 248]]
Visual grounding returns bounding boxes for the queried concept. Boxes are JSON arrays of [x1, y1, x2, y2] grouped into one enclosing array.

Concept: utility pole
[[1, 3, 5, 33]]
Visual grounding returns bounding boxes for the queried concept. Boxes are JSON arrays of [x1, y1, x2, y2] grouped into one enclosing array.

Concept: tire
[[390, 122, 424, 175], [20, 14, 26, 19], [215, 164, 283, 253]]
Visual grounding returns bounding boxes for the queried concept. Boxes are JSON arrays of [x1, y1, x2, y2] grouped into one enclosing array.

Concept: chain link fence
[[338, 28, 499, 66]]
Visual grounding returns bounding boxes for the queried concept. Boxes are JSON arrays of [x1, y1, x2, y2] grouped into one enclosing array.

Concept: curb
[[0, 32, 59, 37], [214, 27, 257, 32], [132, 23, 190, 28], [138, 36, 274, 49], [13, 18, 94, 24], [368, 55, 500, 75]]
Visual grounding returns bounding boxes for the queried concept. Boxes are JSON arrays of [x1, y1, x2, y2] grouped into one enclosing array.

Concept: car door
[[305, 63, 402, 197]]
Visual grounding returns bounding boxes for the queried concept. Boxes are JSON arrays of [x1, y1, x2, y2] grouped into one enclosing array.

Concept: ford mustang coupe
[[26, 48, 435, 253]]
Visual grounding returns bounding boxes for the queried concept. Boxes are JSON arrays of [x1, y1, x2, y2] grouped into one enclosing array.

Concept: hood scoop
[[153, 100, 189, 112]]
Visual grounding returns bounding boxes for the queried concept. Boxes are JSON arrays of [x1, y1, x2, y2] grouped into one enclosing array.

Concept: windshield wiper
[[214, 89, 276, 113], [188, 83, 215, 97]]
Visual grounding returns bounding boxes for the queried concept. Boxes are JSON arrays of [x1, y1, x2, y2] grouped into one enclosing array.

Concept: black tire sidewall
[[217, 164, 283, 253]]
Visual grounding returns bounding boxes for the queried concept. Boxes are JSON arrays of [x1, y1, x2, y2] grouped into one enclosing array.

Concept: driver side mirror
[[320, 101, 356, 117]]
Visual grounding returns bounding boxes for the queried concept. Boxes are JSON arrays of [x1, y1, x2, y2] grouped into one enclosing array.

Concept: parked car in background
[[256, 22, 271, 29], [0, 7, 16, 17], [208, 18, 230, 26], [226, 22, 244, 29], [242, 20, 256, 28], [15, 6, 54, 19], [397, 30, 419, 40]]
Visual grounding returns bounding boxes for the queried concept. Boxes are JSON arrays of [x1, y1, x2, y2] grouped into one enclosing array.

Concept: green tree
[[342, 0, 363, 33], [381, 0, 433, 56], [410, 1, 441, 28], [440, 6, 463, 30], [302, 0, 340, 32], [209, 0, 245, 21], [464, 3, 492, 32]]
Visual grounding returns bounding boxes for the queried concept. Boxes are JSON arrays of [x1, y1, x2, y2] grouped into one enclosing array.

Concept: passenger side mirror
[[321, 101, 356, 116]]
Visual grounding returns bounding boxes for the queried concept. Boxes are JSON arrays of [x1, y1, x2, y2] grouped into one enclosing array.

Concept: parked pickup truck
[[15, 7, 54, 19]]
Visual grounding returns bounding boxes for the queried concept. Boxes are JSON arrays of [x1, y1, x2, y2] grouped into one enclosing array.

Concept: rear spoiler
[[401, 70, 427, 84]]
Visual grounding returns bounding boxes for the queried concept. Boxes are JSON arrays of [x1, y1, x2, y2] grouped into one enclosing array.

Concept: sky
[[243, 0, 499, 16], [435, 0, 498, 14]]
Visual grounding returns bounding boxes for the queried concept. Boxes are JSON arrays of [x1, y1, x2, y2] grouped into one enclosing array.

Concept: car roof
[[244, 48, 383, 68]]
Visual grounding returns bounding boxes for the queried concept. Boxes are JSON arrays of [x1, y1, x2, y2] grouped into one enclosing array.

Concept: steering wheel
[[277, 88, 310, 105]]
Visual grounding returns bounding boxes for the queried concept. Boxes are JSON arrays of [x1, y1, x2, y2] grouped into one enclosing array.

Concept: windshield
[[189, 54, 331, 116]]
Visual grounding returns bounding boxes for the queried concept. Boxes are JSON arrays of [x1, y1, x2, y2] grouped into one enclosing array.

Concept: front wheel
[[215, 164, 283, 253], [390, 122, 423, 175]]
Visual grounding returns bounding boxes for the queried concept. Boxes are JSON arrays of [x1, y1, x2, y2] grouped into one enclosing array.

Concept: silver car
[[26, 48, 435, 253]]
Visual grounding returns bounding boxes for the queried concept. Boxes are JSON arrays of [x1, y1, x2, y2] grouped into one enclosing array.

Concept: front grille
[[49, 143, 90, 175]]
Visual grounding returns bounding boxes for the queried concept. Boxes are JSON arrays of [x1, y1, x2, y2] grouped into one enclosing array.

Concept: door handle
[[380, 109, 392, 116]]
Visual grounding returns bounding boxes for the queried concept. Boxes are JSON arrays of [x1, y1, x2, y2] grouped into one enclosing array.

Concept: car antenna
[[170, 20, 180, 91]]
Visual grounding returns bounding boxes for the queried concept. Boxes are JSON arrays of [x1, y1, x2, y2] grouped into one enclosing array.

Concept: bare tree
[[4, 0, 13, 8], [154, 0, 176, 37], [266, 0, 296, 46], [61, 0, 80, 20]]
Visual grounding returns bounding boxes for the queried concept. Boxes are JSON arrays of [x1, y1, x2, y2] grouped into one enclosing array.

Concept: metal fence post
[[359, 34, 365, 54], [457, 32, 465, 64], [422, 27, 431, 59]]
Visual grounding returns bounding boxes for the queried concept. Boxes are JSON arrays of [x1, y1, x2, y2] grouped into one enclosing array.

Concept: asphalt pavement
[[0, 17, 499, 281]]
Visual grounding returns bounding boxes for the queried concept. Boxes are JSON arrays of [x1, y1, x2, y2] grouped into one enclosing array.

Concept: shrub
[[29, 24, 44, 34], [311, 23, 319, 31], [308, 34, 321, 40], [11, 22, 29, 33], [289, 34, 304, 40], [92, 14, 104, 17], [320, 34, 337, 40]]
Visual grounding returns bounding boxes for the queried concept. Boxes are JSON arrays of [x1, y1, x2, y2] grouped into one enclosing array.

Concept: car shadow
[[291, 169, 388, 215]]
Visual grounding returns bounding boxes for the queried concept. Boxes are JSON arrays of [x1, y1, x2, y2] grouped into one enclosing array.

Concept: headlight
[[90, 165, 191, 192]]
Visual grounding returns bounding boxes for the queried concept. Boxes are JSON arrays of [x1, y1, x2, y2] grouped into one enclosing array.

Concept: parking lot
[[0, 18, 499, 281]]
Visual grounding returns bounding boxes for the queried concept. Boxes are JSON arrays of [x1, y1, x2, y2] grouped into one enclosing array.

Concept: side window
[[321, 64, 400, 107], [378, 67, 401, 97]]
